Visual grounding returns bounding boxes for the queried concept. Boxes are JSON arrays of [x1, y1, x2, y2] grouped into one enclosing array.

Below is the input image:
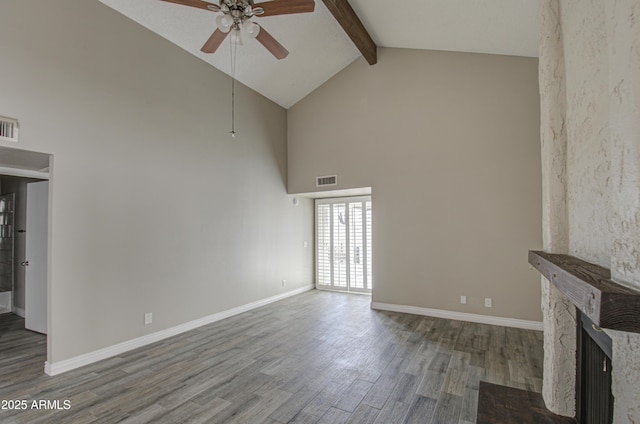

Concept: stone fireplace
[[538, 0, 640, 422], [532, 251, 640, 423], [540, 277, 640, 423]]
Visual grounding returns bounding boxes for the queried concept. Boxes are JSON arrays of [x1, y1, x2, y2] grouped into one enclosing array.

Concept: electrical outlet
[[282, 279, 286, 287], [144, 312, 153, 325], [460, 295, 467, 305], [484, 298, 493, 308], [303, 241, 308, 248]]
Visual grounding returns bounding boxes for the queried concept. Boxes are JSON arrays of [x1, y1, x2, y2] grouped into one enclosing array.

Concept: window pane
[[333, 204, 347, 287], [349, 202, 364, 289], [366, 201, 372, 289], [317, 204, 331, 286]]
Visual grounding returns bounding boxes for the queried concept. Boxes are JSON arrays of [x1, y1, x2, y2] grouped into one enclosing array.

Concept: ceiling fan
[[160, 0, 316, 59]]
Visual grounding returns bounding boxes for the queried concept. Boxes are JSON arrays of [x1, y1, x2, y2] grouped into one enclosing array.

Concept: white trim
[[0, 166, 49, 179], [371, 302, 543, 331], [315, 286, 371, 296], [315, 196, 373, 294], [12, 306, 25, 318], [44, 285, 313, 376], [295, 187, 372, 199], [315, 195, 372, 205]]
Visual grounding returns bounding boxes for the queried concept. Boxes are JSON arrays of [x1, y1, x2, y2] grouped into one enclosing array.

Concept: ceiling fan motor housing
[[218, 0, 263, 19]]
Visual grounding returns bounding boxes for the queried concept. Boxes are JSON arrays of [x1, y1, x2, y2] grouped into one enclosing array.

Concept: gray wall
[[288, 48, 543, 321], [0, 0, 313, 363]]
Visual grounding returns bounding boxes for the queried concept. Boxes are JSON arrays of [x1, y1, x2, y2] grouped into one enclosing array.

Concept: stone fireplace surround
[[531, 251, 640, 422], [538, 0, 640, 422]]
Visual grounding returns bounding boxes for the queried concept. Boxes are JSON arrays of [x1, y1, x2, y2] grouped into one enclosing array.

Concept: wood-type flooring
[[476, 382, 575, 424], [0, 290, 544, 424]]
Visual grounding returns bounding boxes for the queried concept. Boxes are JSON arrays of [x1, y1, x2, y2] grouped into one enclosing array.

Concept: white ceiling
[[99, 0, 539, 109]]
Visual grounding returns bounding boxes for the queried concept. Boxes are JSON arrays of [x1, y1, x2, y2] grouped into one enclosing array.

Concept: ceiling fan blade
[[255, 25, 289, 59], [201, 29, 229, 53], [160, 0, 219, 12], [256, 0, 315, 17]]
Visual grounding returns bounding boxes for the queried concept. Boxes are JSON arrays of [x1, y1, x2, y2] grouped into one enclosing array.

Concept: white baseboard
[[371, 302, 543, 331], [12, 306, 25, 318], [44, 285, 314, 376]]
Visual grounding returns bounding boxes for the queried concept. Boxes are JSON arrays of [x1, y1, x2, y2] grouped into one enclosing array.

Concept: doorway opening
[[0, 174, 49, 334], [0, 145, 51, 365], [316, 196, 372, 294]]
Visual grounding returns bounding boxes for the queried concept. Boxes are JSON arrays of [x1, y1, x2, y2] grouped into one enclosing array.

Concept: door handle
[[20, 261, 29, 267]]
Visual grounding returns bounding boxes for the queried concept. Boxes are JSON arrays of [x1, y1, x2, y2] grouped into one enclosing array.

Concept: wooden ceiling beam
[[322, 0, 377, 65]]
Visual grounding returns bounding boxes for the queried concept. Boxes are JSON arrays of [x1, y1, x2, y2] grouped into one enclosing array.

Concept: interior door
[[25, 180, 48, 334]]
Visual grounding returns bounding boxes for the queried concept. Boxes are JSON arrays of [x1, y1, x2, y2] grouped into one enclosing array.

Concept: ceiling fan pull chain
[[229, 32, 237, 138], [231, 74, 236, 137]]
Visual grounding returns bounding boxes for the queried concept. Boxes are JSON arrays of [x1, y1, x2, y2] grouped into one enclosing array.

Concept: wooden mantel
[[529, 251, 640, 334]]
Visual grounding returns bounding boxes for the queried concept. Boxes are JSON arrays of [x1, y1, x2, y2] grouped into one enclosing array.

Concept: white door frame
[[0, 159, 51, 364], [315, 196, 372, 294]]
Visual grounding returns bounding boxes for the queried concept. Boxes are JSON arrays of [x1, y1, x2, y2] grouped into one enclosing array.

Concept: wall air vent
[[0, 116, 19, 142], [316, 175, 337, 187]]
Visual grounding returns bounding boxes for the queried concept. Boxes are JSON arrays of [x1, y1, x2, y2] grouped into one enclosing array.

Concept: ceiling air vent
[[316, 175, 337, 187], [0, 116, 19, 143]]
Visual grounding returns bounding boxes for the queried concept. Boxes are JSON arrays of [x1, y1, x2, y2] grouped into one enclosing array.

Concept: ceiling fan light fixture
[[216, 14, 234, 32], [242, 20, 260, 38]]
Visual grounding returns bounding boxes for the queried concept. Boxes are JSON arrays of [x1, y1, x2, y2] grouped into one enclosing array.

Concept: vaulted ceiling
[[99, 0, 539, 109]]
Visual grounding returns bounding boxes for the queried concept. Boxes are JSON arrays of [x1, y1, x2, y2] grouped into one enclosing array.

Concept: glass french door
[[316, 196, 372, 294]]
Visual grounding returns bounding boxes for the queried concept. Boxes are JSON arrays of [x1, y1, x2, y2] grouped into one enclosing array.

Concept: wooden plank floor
[[476, 382, 575, 424], [0, 290, 543, 424]]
